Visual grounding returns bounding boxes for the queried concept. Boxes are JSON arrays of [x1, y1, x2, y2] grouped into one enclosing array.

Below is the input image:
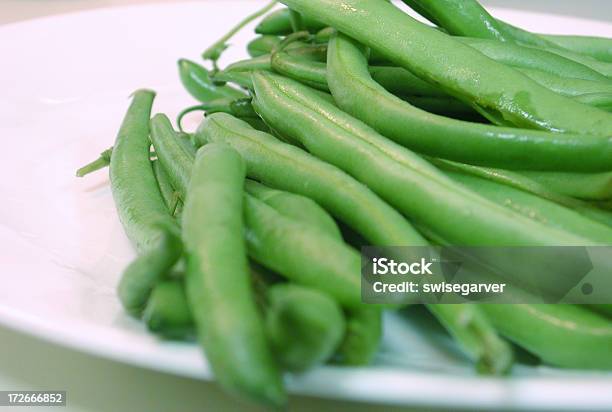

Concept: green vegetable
[[325, 32, 612, 172], [182, 142, 285, 407], [266, 284, 345, 371], [280, 0, 612, 135], [109, 89, 176, 253]]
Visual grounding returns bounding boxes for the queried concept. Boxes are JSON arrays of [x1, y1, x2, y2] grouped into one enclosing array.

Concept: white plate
[[1, 1, 612, 410]]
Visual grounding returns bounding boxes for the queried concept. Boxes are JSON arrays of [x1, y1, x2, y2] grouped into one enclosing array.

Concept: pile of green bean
[[77, 0, 612, 407]]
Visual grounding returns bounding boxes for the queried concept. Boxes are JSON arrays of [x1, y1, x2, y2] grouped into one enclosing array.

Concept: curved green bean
[[255, 8, 326, 35], [326, 33, 612, 172], [482, 304, 612, 370], [109, 90, 176, 253], [143, 280, 194, 340], [182, 143, 285, 407], [251, 70, 598, 246], [266, 284, 345, 371], [281, 0, 612, 136], [457, 37, 609, 82], [178, 59, 245, 102]]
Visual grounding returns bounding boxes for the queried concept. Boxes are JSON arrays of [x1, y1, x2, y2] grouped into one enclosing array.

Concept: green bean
[[226, 44, 326, 73], [245, 180, 341, 239], [248, 35, 283, 57], [150, 114, 194, 201], [244, 194, 362, 307], [143, 280, 194, 340], [117, 221, 183, 316], [152, 160, 181, 216], [225, 54, 273, 72], [266, 284, 345, 371], [229, 98, 259, 118], [369, 66, 447, 98], [516, 68, 612, 97], [252, 71, 598, 246], [196, 113, 427, 247], [538, 46, 612, 78], [271, 52, 328, 91], [270, 47, 612, 108], [182, 143, 285, 407], [481, 304, 612, 370], [247, 36, 311, 57], [404, 0, 612, 66], [446, 171, 612, 244], [150, 119, 370, 306], [539, 34, 612, 63], [326, 33, 612, 172], [240, 117, 271, 132], [178, 59, 245, 102], [427, 305, 513, 375], [574, 93, 612, 112], [143, 279, 349, 371], [456, 37, 609, 82], [401, 0, 507, 41], [281, 0, 612, 136], [76, 147, 113, 177], [335, 307, 382, 366], [255, 8, 326, 35], [109, 90, 176, 253], [520, 170, 612, 201], [213, 70, 255, 89], [430, 158, 612, 228], [176, 132, 197, 157], [202, 0, 278, 66]]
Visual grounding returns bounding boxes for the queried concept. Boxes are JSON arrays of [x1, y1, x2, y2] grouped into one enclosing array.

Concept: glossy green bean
[[457, 37, 609, 82], [401, 0, 507, 41], [430, 158, 612, 228], [447, 171, 612, 244], [539, 46, 612, 78], [245, 180, 341, 239], [255, 8, 326, 35], [266, 284, 345, 371], [481, 304, 612, 370], [178, 59, 245, 102], [182, 143, 285, 407], [252, 71, 598, 246], [540, 34, 612, 63], [516, 68, 612, 97], [196, 113, 426, 247], [326, 33, 612, 172], [520, 170, 612, 201], [150, 114, 194, 200], [109, 90, 176, 253], [281, 0, 612, 136]]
